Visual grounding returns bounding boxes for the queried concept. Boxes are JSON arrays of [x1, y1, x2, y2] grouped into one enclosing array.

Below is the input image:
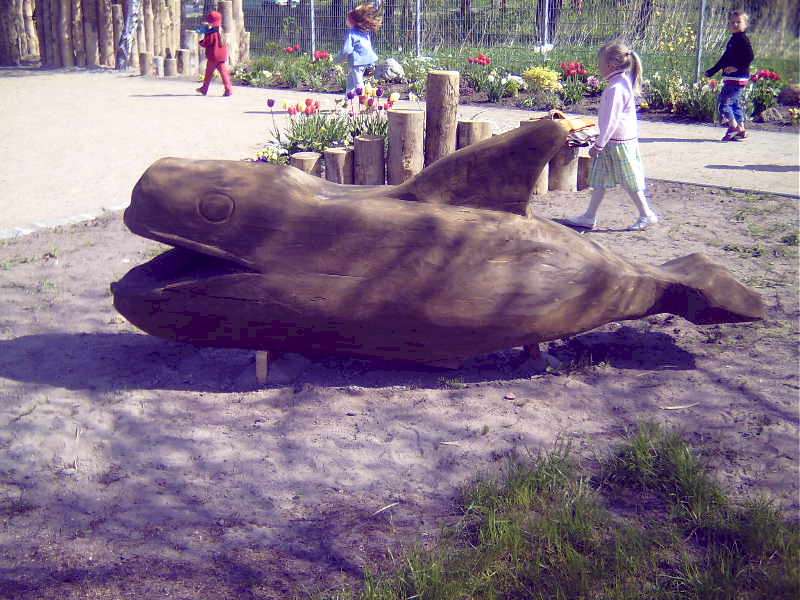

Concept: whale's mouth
[[112, 245, 257, 298]]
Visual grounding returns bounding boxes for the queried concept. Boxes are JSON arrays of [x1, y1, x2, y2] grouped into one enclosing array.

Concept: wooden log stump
[[387, 109, 424, 185], [255, 351, 269, 384], [70, 0, 86, 67], [164, 55, 177, 76], [577, 151, 592, 191], [182, 30, 199, 75], [97, 0, 114, 66], [139, 51, 152, 75], [424, 70, 459, 166], [83, 0, 100, 67], [176, 48, 190, 74], [289, 152, 322, 177], [153, 54, 164, 76], [354, 135, 386, 185], [548, 145, 579, 192], [456, 119, 492, 149], [111, 3, 124, 59], [58, 0, 75, 67], [518, 120, 549, 197], [323, 147, 354, 184]]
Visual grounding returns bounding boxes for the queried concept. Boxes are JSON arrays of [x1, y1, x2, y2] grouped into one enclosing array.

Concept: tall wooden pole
[[98, 0, 115, 65], [83, 0, 100, 67], [58, 0, 75, 66], [70, 0, 85, 66], [23, 0, 39, 56], [143, 0, 153, 54], [111, 3, 123, 58]]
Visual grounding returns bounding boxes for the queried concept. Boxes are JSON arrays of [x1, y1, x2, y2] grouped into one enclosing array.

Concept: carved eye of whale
[[198, 192, 234, 223]]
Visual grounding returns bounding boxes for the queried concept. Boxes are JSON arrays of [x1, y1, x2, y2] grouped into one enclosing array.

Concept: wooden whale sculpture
[[112, 119, 765, 367]]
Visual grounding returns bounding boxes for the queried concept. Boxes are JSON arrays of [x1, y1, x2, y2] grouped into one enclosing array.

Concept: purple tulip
[[376, 87, 384, 97], [355, 86, 364, 96], [267, 98, 275, 108], [346, 91, 354, 100]]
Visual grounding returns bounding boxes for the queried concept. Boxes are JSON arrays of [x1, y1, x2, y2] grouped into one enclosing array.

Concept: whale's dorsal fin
[[388, 117, 586, 216]]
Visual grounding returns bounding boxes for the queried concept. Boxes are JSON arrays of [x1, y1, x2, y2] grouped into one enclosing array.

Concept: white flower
[[408, 92, 419, 103]]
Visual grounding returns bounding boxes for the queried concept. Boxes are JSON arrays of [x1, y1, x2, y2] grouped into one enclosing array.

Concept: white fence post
[[694, 0, 707, 82], [310, 0, 316, 57], [415, 0, 421, 57]]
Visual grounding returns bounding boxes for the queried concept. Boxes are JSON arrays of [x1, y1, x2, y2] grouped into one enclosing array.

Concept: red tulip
[[305, 98, 313, 106], [294, 43, 301, 51]]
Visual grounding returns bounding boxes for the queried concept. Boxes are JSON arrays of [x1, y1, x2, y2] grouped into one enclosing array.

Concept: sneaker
[[721, 128, 738, 142], [629, 214, 659, 231], [195, 87, 207, 95], [564, 214, 597, 230], [734, 128, 747, 140], [223, 90, 233, 97]]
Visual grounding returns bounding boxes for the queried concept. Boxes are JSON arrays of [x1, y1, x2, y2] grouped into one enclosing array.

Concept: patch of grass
[[0, 256, 34, 270], [311, 426, 800, 600]]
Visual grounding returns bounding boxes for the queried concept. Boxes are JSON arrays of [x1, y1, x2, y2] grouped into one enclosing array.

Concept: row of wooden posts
[[288, 71, 591, 194], [137, 1, 249, 78], [33, 0, 248, 71]]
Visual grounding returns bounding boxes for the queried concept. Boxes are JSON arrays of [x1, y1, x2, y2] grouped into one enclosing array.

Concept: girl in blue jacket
[[336, 4, 381, 95]]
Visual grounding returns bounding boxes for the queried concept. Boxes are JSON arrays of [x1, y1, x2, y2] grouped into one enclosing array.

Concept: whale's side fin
[[388, 119, 576, 216], [654, 253, 766, 324]]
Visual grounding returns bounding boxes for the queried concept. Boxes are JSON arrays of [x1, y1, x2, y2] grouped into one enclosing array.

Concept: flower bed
[[235, 47, 799, 131]]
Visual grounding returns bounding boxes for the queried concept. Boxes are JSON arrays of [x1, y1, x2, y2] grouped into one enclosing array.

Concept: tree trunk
[[48, 0, 62, 65], [35, 0, 49, 65], [324, 147, 354, 184], [0, 0, 23, 65], [83, 0, 100, 67], [354, 135, 386, 185], [456, 120, 492, 149], [424, 71, 460, 166], [387, 109, 425, 185], [111, 2, 123, 58], [98, 0, 115, 65], [23, 0, 38, 56]]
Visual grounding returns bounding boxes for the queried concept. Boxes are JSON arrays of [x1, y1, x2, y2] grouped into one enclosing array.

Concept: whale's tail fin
[[390, 117, 592, 216], [654, 253, 765, 324]]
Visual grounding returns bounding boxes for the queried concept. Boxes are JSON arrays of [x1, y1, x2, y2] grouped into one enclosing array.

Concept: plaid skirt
[[589, 140, 646, 192]]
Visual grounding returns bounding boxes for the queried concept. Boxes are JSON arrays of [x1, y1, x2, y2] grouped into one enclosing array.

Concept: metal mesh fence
[[183, 0, 798, 75]]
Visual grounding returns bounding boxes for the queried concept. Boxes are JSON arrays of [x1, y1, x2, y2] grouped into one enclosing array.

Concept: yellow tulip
[[389, 92, 400, 102]]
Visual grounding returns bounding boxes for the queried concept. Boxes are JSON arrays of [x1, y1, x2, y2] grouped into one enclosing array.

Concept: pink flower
[[305, 98, 313, 107], [294, 43, 301, 51]]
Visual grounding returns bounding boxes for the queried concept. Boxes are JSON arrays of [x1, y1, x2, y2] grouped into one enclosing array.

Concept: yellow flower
[[281, 100, 290, 109], [389, 92, 401, 102]]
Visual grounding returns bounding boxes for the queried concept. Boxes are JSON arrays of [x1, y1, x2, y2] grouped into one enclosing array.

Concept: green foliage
[[747, 77, 783, 114], [274, 111, 352, 155], [349, 110, 388, 139], [560, 76, 587, 106]]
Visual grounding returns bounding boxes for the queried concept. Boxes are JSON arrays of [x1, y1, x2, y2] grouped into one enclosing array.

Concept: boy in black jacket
[[705, 10, 754, 141]]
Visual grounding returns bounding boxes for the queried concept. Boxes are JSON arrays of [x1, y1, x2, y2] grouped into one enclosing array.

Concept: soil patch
[[0, 180, 797, 598]]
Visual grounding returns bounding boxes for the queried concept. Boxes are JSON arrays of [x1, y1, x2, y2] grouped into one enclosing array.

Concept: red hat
[[207, 11, 222, 27]]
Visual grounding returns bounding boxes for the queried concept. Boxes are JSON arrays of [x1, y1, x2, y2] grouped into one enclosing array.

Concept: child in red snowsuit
[[196, 11, 232, 96]]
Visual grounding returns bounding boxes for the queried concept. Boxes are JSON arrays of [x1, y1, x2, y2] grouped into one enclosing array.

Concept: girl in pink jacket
[[566, 40, 658, 231]]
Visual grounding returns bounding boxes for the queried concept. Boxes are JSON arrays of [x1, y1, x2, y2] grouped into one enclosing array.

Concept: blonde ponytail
[[629, 50, 643, 94]]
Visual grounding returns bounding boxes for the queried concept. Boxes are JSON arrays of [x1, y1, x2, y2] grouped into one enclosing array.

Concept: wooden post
[[577, 148, 592, 191], [23, 0, 39, 57], [456, 119, 492, 149], [387, 109, 424, 185], [48, 0, 63, 66], [35, 0, 48, 65], [153, 53, 164, 76], [289, 151, 323, 176], [83, 0, 100, 67], [58, 0, 75, 67], [97, 0, 115, 66], [69, 0, 85, 66], [518, 120, 549, 196], [139, 50, 152, 74], [176, 48, 190, 74], [164, 55, 177, 76], [143, 0, 154, 54], [241, 30, 250, 64], [255, 351, 269, 384], [182, 29, 198, 75], [323, 147, 354, 184], [548, 145, 579, 192], [136, 7, 147, 57], [424, 70, 460, 166], [111, 3, 124, 60], [354, 135, 386, 185]]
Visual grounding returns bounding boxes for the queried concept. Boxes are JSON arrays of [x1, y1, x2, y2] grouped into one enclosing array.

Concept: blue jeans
[[718, 83, 745, 125]]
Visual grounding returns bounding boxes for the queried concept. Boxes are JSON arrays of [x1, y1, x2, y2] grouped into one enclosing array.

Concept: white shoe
[[629, 213, 659, 231], [565, 214, 597, 230]]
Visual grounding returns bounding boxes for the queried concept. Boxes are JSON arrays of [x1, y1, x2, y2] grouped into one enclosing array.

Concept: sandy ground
[[1, 69, 798, 239], [0, 176, 797, 598]]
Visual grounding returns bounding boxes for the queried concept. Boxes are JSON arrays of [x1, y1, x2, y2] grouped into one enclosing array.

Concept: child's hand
[[723, 66, 736, 74], [589, 145, 601, 159]]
